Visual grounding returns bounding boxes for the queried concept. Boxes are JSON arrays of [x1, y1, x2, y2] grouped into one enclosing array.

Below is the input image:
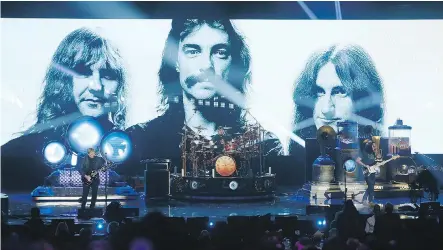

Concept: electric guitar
[[82, 162, 114, 186], [363, 155, 400, 175]]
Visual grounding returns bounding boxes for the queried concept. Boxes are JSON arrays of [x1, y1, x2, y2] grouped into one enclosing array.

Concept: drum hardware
[[180, 109, 267, 177]]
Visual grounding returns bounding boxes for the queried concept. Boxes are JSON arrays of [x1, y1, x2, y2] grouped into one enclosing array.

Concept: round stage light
[[316, 219, 326, 227], [229, 181, 238, 190], [67, 116, 104, 154], [343, 159, 357, 173], [100, 131, 132, 163], [191, 181, 198, 190], [43, 141, 67, 165]]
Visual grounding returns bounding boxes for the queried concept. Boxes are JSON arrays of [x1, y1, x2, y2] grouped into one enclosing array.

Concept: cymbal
[[222, 127, 232, 129]]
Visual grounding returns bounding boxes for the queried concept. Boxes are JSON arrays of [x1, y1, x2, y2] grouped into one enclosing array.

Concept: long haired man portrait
[[33, 27, 127, 132], [1, 27, 128, 191], [126, 18, 252, 163], [291, 44, 385, 155]]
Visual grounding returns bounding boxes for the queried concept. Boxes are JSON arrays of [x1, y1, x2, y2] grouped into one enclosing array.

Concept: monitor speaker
[[144, 169, 170, 199]]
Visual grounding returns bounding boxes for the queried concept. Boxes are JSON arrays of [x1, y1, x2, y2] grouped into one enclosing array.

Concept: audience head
[[129, 237, 154, 250], [373, 204, 381, 216], [55, 221, 70, 237], [343, 199, 358, 214], [88, 240, 112, 250], [30, 207, 41, 219], [104, 201, 124, 223], [79, 227, 93, 241], [198, 229, 211, 240], [328, 228, 338, 239], [28, 240, 54, 250], [384, 202, 394, 214], [107, 221, 120, 235]]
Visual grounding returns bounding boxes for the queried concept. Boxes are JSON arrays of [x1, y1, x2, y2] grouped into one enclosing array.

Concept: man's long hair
[[293, 44, 385, 140], [35, 27, 127, 131], [157, 19, 251, 111]]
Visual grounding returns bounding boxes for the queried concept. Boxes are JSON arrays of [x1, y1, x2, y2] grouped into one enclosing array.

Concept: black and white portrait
[[125, 18, 252, 163], [290, 44, 385, 154], [1, 27, 128, 190], [1, 19, 443, 178]]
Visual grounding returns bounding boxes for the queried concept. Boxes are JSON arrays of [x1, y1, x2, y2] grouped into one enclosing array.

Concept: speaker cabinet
[[144, 169, 170, 198]]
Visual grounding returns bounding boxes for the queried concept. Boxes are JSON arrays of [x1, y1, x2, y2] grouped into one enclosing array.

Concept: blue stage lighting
[[97, 223, 104, 230], [100, 131, 132, 163], [67, 116, 104, 154], [43, 141, 67, 165], [316, 219, 327, 227], [209, 222, 214, 227], [344, 159, 357, 173]]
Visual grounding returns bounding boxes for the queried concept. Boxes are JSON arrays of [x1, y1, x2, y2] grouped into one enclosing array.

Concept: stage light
[[67, 116, 103, 154], [209, 222, 214, 227], [97, 223, 104, 230], [43, 141, 67, 165], [70, 153, 77, 166], [229, 181, 238, 190], [316, 219, 327, 227], [343, 159, 357, 173], [100, 131, 132, 163]]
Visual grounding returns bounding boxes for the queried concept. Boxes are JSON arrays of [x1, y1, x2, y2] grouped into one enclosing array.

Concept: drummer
[[211, 126, 232, 154]]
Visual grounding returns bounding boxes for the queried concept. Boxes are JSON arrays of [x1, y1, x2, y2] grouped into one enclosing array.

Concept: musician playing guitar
[[356, 139, 400, 205], [356, 139, 378, 204], [80, 148, 105, 209]]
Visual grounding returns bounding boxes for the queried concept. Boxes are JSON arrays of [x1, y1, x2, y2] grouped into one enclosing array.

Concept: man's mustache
[[185, 71, 215, 87]]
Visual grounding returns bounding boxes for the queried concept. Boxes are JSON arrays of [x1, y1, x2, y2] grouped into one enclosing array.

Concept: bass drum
[[215, 155, 236, 177]]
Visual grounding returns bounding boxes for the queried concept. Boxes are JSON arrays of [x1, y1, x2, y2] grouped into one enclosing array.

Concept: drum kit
[[180, 123, 264, 177]]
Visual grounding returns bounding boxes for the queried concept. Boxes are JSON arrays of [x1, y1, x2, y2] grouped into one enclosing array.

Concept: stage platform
[[298, 181, 419, 205], [31, 185, 138, 201], [4, 185, 441, 227]]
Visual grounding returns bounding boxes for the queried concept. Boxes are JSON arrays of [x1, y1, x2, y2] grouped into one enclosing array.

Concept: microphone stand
[[335, 146, 348, 203], [103, 154, 109, 209]]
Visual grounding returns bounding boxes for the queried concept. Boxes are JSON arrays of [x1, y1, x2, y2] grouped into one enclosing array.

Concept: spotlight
[[316, 219, 327, 227], [209, 222, 214, 227], [343, 159, 357, 173], [43, 141, 67, 166], [70, 153, 78, 166], [229, 181, 238, 190], [96, 223, 104, 230], [100, 131, 132, 163], [67, 116, 103, 154]]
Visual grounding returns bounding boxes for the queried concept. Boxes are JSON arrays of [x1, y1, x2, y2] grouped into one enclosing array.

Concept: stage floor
[[5, 186, 442, 223]]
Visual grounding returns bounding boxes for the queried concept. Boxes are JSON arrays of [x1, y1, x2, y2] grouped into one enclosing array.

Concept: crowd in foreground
[[1, 200, 442, 250]]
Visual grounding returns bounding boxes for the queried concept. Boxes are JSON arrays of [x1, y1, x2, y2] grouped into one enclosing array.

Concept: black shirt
[[81, 156, 105, 176], [360, 151, 376, 166]]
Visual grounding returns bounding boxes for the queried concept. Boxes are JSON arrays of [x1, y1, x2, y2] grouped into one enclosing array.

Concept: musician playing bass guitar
[[80, 148, 105, 209]]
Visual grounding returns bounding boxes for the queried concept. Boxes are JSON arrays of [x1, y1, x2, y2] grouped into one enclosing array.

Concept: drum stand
[[244, 109, 265, 175]]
